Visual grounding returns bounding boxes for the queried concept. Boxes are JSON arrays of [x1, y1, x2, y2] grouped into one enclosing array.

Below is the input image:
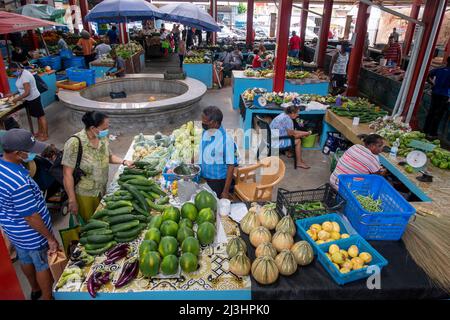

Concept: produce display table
[[239, 94, 326, 150], [8, 71, 57, 108], [90, 59, 114, 79], [54, 140, 251, 300], [0, 101, 33, 133], [232, 71, 329, 110], [323, 110, 450, 214], [183, 63, 213, 89]]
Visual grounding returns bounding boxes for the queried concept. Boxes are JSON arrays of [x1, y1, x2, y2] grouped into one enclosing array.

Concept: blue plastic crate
[[162, 167, 200, 183], [59, 49, 73, 59], [338, 174, 416, 241], [38, 55, 62, 71], [66, 67, 96, 86], [316, 236, 388, 285], [296, 213, 359, 254], [62, 56, 85, 69]]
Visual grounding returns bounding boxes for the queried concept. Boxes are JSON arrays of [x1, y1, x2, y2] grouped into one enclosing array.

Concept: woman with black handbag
[[62, 111, 134, 221], [8, 63, 48, 141]]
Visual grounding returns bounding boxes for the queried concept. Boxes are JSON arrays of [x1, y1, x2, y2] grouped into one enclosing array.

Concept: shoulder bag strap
[[70, 135, 83, 170]]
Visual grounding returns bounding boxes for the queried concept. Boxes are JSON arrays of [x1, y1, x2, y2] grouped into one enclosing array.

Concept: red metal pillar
[[401, 0, 446, 128], [69, 0, 79, 34], [299, 0, 309, 52], [316, 0, 333, 69], [246, 0, 254, 47], [210, 0, 217, 45], [79, 0, 91, 33], [403, 0, 422, 57], [273, 0, 293, 93], [119, 23, 129, 44], [0, 50, 10, 96], [346, 2, 370, 97]]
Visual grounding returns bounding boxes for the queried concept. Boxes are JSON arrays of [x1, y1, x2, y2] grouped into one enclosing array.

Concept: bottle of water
[[390, 138, 400, 159]]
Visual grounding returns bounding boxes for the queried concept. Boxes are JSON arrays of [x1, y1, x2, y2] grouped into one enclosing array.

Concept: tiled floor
[[10, 57, 331, 298]]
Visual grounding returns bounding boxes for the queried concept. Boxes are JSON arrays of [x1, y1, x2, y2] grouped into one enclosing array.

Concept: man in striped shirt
[[382, 36, 402, 66], [0, 129, 58, 300], [330, 134, 385, 190]]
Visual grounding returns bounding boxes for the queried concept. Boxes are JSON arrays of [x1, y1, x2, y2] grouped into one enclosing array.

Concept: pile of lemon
[[306, 221, 350, 244], [325, 244, 373, 274]]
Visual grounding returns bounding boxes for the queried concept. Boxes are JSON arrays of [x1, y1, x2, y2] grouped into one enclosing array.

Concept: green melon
[[181, 202, 198, 222], [160, 220, 179, 237], [196, 208, 216, 225], [144, 228, 161, 244], [181, 236, 200, 256], [162, 206, 180, 223], [194, 190, 217, 212], [160, 254, 179, 275], [148, 214, 163, 229], [139, 240, 157, 259], [177, 226, 194, 244], [180, 252, 198, 273], [158, 236, 178, 257], [179, 218, 193, 230], [139, 251, 160, 277], [197, 222, 216, 246]]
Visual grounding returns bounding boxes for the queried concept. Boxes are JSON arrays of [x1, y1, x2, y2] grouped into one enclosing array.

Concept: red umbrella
[[0, 11, 62, 34]]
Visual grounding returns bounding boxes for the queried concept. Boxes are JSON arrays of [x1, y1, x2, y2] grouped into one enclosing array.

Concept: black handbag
[[49, 136, 84, 186], [33, 73, 48, 94]]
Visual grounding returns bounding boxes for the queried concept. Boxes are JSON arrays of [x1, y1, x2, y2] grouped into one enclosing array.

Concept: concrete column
[[317, 0, 333, 69], [403, 0, 422, 57], [346, 2, 370, 96], [273, 0, 293, 92]]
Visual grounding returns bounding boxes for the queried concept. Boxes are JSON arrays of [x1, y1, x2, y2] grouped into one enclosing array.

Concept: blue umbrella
[[85, 0, 164, 23], [159, 3, 220, 32]]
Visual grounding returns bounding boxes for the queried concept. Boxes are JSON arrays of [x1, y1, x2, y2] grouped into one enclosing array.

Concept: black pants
[[205, 179, 235, 198], [423, 93, 449, 136], [84, 54, 96, 68], [179, 54, 184, 68]]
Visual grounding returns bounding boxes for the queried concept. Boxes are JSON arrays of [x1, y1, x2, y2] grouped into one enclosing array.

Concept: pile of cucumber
[[79, 161, 172, 255], [330, 99, 388, 123]]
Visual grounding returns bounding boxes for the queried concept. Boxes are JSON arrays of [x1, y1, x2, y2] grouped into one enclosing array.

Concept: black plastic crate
[[276, 184, 345, 220]]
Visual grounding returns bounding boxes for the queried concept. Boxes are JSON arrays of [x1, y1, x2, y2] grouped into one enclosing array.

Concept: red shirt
[[289, 35, 301, 50], [328, 30, 333, 39], [384, 43, 402, 64], [252, 55, 262, 68]]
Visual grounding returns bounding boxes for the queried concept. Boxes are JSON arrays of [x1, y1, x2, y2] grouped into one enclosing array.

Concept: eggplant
[[106, 243, 129, 258], [115, 259, 139, 288], [87, 274, 97, 298], [104, 249, 128, 265]]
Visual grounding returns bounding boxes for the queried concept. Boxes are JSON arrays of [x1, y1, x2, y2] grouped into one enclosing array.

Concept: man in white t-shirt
[[9, 63, 48, 141], [94, 37, 112, 59]]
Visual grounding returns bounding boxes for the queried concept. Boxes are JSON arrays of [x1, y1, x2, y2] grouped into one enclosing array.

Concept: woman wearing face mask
[[8, 63, 48, 141], [62, 111, 134, 221]]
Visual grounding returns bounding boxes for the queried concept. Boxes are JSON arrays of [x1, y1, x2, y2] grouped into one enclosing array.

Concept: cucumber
[[146, 199, 169, 212], [114, 223, 146, 238], [81, 228, 113, 238], [91, 209, 109, 220], [149, 192, 160, 199], [115, 235, 139, 243], [150, 185, 166, 197], [105, 206, 134, 217], [126, 179, 155, 187], [123, 167, 147, 175], [132, 202, 149, 217], [114, 190, 132, 197], [85, 241, 116, 256], [104, 214, 136, 225], [123, 184, 149, 212], [157, 196, 169, 205], [111, 220, 140, 233], [139, 190, 154, 201], [103, 195, 134, 202], [133, 214, 148, 223], [87, 234, 114, 244], [85, 241, 117, 251], [106, 200, 133, 210], [79, 237, 88, 245], [134, 161, 153, 169], [80, 220, 109, 233], [146, 169, 162, 177], [118, 174, 147, 182]]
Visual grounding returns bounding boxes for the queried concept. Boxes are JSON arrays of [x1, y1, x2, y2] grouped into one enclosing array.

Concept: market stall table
[[0, 101, 33, 133], [239, 94, 327, 150], [183, 63, 213, 89], [7, 71, 57, 108], [232, 70, 329, 110]]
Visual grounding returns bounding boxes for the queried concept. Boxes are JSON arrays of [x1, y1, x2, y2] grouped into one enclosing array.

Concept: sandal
[[296, 163, 311, 169]]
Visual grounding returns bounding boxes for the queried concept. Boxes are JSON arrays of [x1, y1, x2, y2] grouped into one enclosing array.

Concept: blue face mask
[[97, 129, 109, 139], [22, 152, 36, 163]]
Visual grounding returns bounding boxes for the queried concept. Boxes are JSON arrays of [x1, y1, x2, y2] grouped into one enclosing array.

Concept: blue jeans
[[16, 245, 49, 272], [289, 50, 299, 58]]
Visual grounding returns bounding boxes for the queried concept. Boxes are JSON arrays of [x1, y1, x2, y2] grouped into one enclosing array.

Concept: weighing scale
[[404, 150, 433, 183]]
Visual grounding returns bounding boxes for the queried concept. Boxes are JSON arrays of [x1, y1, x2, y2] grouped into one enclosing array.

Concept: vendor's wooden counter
[[323, 110, 450, 210]]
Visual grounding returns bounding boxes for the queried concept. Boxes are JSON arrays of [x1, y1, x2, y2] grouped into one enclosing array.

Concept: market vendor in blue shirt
[[198, 106, 239, 199]]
